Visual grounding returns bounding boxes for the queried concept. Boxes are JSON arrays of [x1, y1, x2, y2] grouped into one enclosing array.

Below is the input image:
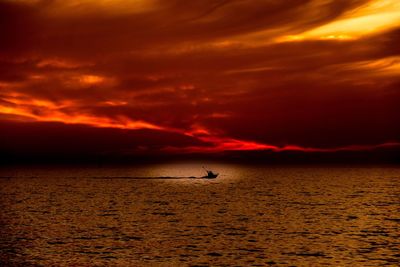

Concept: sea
[[0, 163, 399, 266]]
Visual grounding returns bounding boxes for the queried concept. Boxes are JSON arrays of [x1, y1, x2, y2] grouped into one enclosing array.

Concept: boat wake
[[91, 176, 216, 180], [91, 168, 219, 180]]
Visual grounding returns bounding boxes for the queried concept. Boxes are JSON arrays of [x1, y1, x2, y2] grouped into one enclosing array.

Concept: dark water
[[1, 164, 399, 266]]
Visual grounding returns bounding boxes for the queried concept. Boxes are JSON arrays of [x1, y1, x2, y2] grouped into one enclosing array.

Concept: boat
[[202, 167, 219, 179]]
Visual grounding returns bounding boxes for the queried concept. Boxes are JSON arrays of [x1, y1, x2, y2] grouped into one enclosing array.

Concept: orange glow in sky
[[1, 0, 399, 157]]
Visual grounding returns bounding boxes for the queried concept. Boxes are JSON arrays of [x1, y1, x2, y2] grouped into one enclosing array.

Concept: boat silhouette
[[202, 166, 219, 179]]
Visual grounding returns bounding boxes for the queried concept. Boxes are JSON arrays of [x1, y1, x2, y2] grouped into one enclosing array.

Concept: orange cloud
[[1, 0, 399, 160], [278, 0, 400, 42], [0, 95, 162, 131], [79, 74, 105, 85]]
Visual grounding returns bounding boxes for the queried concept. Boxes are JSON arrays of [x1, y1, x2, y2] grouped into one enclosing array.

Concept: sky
[[1, 0, 400, 162]]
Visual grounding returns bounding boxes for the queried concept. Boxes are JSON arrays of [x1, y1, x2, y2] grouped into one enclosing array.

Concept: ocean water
[[0, 164, 399, 266]]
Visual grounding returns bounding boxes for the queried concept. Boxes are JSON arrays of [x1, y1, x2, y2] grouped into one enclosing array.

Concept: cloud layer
[[1, 0, 399, 157]]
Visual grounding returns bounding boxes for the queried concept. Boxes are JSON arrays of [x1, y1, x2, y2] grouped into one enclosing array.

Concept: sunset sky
[[1, 0, 400, 161]]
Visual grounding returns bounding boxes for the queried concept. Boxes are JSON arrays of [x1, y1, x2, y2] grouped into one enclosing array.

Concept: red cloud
[[1, 0, 399, 161]]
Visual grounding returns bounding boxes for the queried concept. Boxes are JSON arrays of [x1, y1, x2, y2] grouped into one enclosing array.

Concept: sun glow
[[279, 0, 400, 42]]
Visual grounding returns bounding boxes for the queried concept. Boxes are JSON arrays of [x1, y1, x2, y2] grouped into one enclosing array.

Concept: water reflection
[[0, 165, 399, 266]]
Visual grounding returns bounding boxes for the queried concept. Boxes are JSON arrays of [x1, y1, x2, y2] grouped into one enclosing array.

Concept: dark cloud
[[0, 120, 207, 160], [0, 0, 371, 58], [0, 0, 399, 161]]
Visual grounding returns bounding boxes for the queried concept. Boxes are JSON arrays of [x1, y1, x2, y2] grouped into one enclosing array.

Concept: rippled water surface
[[1, 164, 399, 266]]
